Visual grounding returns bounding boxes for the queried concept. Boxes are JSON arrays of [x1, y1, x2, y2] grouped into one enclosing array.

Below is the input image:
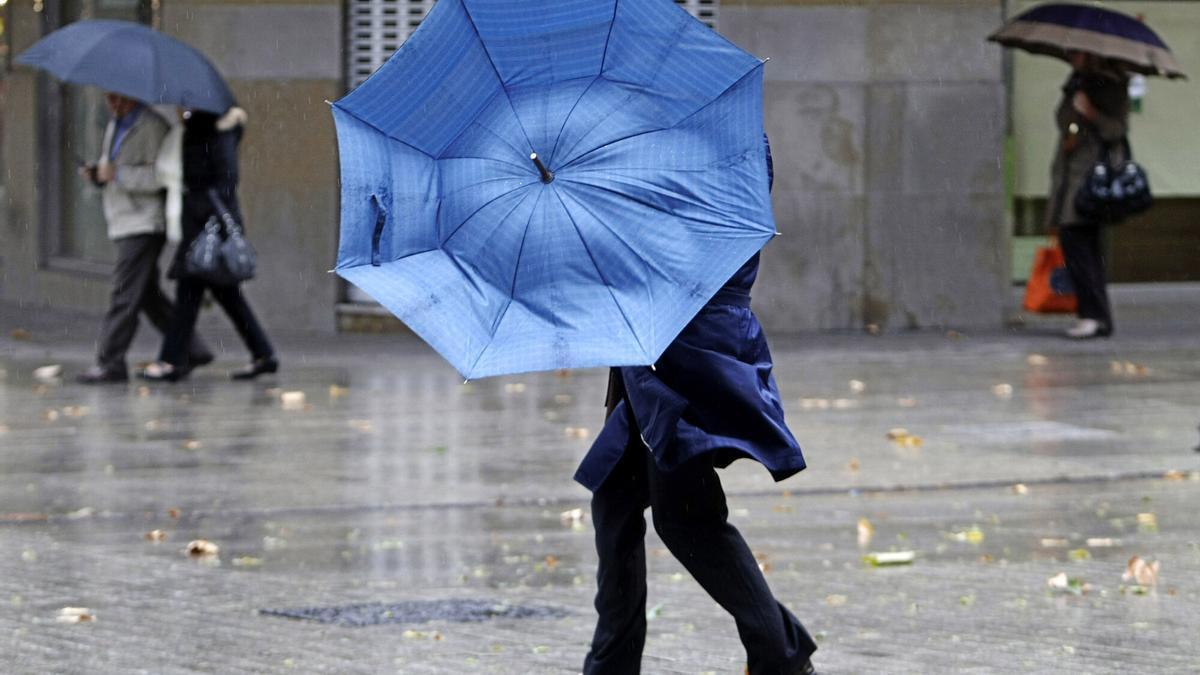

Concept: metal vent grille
[[345, 0, 719, 88]]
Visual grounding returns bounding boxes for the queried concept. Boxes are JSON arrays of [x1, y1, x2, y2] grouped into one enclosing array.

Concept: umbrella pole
[[530, 153, 554, 184]]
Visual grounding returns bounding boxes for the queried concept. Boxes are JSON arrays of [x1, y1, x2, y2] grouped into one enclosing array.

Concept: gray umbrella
[[16, 19, 235, 113]]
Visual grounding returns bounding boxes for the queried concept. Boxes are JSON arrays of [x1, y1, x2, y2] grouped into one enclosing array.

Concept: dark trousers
[[160, 277, 274, 367], [96, 234, 211, 374], [584, 420, 817, 674], [1059, 225, 1114, 329]]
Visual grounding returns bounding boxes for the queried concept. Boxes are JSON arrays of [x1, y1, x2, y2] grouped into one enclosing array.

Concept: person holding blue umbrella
[[332, 2, 819, 671], [577, 137, 818, 675]]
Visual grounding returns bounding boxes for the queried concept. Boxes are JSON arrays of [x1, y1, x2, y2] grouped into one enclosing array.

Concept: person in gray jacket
[[77, 93, 212, 384]]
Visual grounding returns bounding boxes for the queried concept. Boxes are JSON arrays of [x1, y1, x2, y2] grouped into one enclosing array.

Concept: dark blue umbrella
[[16, 19, 236, 113], [989, 3, 1185, 79], [333, 0, 775, 379]]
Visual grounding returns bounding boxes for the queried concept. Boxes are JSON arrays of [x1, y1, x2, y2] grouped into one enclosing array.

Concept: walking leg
[[95, 235, 162, 375], [1059, 226, 1113, 330], [648, 455, 816, 674], [584, 438, 651, 675], [207, 284, 275, 361], [159, 278, 205, 367]]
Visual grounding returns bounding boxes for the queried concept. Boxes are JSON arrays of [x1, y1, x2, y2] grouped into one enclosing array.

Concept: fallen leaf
[[232, 556, 263, 567], [167, 508, 181, 519], [849, 380, 866, 393], [181, 440, 202, 451], [1026, 354, 1049, 366], [1163, 470, 1186, 481], [887, 428, 923, 447], [43, 409, 60, 422], [348, 419, 374, 432], [328, 385, 349, 399], [66, 507, 95, 520], [504, 382, 527, 394], [865, 323, 881, 335], [563, 426, 590, 439], [559, 508, 587, 530], [857, 518, 874, 547], [949, 526, 985, 545], [553, 393, 573, 405], [33, 365, 63, 383], [531, 645, 550, 655], [991, 384, 1014, 399], [832, 398, 859, 409], [1123, 556, 1160, 587], [1047, 572, 1090, 595], [10, 328, 32, 341], [144, 530, 167, 543], [846, 458, 861, 472], [55, 607, 95, 624], [1068, 548, 1091, 561], [1136, 513, 1158, 533], [897, 397, 918, 408], [137, 386, 151, 397], [543, 554, 559, 570], [864, 551, 915, 566], [1085, 537, 1119, 548], [1012, 483, 1030, 495], [61, 406, 90, 419], [264, 387, 283, 397], [825, 594, 848, 607], [280, 391, 306, 410], [186, 539, 219, 558], [1041, 538, 1070, 548], [646, 603, 664, 620]]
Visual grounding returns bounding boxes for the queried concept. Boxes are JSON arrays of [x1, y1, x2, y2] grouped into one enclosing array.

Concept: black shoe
[[76, 366, 128, 384], [190, 352, 216, 368], [231, 356, 278, 381], [138, 362, 189, 382]]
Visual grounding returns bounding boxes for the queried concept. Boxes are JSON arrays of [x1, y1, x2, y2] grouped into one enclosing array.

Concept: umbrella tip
[[324, 99, 333, 106], [775, 231, 783, 236]]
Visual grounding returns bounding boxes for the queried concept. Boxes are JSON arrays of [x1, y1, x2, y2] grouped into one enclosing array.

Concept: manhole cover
[[260, 599, 569, 627]]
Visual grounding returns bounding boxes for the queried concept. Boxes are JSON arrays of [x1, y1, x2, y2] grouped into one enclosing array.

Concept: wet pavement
[[2, 300, 1200, 673]]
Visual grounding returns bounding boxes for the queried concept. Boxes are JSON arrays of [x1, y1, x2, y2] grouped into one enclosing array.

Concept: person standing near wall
[[77, 92, 213, 384], [140, 106, 278, 382], [1045, 52, 1131, 339]]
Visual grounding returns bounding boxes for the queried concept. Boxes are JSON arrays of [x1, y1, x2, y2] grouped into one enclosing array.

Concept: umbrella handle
[[530, 153, 554, 184], [370, 195, 388, 267]]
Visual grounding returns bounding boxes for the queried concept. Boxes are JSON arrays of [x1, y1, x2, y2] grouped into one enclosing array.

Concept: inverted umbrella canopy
[[16, 19, 236, 113], [989, 3, 1185, 79], [334, 0, 775, 379]]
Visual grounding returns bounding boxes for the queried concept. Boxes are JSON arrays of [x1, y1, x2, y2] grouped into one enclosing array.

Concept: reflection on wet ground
[[2, 328, 1199, 672]]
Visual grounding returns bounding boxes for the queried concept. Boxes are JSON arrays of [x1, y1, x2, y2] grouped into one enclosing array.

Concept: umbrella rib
[[560, 176, 751, 233], [440, 180, 539, 247], [333, 103, 439, 162], [457, 2, 537, 156], [465, 189, 545, 377], [550, 187, 649, 360], [553, 183, 675, 285], [599, 0, 620, 72], [561, 63, 762, 172], [546, 75, 602, 166]]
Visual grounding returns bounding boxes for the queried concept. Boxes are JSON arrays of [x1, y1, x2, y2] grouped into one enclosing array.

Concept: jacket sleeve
[[114, 119, 169, 194]]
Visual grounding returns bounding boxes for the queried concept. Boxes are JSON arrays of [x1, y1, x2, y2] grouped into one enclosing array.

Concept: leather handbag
[[1074, 137, 1152, 225], [1023, 240, 1077, 314], [183, 190, 257, 285]]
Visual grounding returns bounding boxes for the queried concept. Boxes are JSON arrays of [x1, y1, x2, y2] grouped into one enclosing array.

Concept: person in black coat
[[141, 107, 277, 382]]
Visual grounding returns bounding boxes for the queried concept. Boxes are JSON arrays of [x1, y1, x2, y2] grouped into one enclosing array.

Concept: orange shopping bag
[[1023, 241, 1077, 314]]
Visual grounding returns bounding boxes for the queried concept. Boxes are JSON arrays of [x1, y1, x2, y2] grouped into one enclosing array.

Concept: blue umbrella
[[334, 0, 775, 379], [16, 19, 236, 113]]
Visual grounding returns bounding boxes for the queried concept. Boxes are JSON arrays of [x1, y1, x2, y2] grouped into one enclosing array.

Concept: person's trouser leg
[[160, 277, 206, 367], [206, 283, 275, 361], [96, 234, 164, 375], [584, 439, 651, 674], [648, 454, 817, 675], [1059, 225, 1113, 329], [137, 251, 214, 363]]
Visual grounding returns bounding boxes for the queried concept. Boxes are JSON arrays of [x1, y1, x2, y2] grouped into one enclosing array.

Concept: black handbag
[[184, 190, 257, 285], [1074, 137, 1152, 225]]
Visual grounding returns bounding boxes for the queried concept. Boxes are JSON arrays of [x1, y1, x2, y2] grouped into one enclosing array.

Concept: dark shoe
[[76, 366, 128, 384], [138, 361, 189, 383], [190, 352, 216, 369], [745, 658, 817, 675], [231, 356, 278, 381]]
